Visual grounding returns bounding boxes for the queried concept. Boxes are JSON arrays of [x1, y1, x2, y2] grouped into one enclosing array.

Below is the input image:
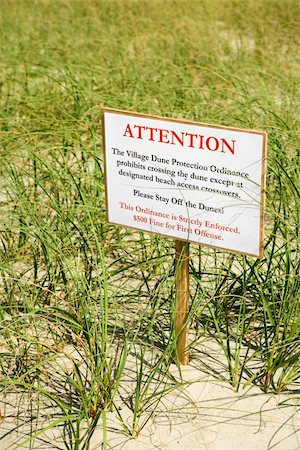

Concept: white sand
[[1, 343, 299, 450], [90, 349, 300, 450]]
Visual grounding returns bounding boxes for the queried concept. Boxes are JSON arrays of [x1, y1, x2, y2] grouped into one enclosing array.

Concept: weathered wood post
[[175, 240, 190, 365]]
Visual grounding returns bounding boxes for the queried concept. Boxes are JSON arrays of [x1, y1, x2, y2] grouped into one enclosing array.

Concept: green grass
[[0, 0, 299, 448]]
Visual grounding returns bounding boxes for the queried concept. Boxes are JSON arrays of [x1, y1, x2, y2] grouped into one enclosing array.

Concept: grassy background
[[0, 0, 299, 448]]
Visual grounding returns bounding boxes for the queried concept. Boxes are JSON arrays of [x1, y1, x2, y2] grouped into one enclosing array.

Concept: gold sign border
[[102, 107, 267, 258]]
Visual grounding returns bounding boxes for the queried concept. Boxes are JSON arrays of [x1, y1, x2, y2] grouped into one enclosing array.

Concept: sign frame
[[102, 107, 267, 258]]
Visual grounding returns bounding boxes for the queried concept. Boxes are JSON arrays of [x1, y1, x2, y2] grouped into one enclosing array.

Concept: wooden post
[[175, 240, 190, 365]]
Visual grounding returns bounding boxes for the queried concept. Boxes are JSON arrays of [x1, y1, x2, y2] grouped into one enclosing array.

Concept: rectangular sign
[[102, 108, 267, 257]]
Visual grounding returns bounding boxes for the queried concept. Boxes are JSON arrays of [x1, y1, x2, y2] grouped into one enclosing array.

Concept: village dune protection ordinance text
[[102, 109, 267, 257]]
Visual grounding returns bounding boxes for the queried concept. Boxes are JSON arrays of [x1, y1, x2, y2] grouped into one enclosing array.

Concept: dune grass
[[0, 0, 299, 448]]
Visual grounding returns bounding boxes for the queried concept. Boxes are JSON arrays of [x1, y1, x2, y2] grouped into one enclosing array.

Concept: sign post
[[175, 240, 190, 365], [102, 108, 267, 364]]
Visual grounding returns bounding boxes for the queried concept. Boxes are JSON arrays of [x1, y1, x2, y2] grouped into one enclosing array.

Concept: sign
[[102, 108, 267, 257]]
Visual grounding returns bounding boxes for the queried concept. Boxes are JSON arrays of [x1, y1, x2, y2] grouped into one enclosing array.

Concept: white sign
[[102, 108, 267, 257]]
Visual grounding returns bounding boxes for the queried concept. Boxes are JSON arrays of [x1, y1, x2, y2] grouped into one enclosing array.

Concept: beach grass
[[0, 0, 299, 448]]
